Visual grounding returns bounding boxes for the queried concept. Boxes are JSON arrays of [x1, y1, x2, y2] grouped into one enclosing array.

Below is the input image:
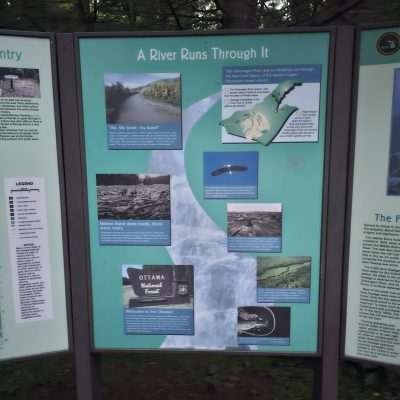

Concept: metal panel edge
[[75, 28, 335, 358], [0, 29, 72, 362]]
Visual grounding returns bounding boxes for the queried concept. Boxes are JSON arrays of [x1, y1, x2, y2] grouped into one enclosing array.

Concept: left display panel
[[0, 33, 69, 360]]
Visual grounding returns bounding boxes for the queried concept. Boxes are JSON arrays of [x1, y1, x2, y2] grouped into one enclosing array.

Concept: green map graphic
[[221, 80, 302, 146]]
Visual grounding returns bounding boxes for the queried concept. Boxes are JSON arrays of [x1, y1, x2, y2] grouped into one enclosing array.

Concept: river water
[[117, 93, 180, 124], [148, 93, 259, 350]]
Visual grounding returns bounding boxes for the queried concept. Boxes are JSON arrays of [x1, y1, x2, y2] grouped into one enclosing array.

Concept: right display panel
[[345, 27, 400, 365]]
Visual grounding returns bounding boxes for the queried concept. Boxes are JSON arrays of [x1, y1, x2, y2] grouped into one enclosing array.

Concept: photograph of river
[[227, 203, 282, 238], [104, 72, 181, 125], [96, 174, 170, 220]]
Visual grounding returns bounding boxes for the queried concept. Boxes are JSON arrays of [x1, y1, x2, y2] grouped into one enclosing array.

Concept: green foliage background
[[1, 1, 400, 32], [1, 1, 400, 399]]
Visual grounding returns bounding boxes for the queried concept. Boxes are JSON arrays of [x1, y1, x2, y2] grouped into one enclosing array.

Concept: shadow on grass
[[1, 353, 399, 399], [0, 354, 314, 400]]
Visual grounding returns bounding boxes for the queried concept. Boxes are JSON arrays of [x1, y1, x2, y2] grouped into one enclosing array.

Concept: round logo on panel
[[376, 32, 400, 55]]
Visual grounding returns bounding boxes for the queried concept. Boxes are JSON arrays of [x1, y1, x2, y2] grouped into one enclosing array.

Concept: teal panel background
[[79, 32, 330, 353], [360, 27, 400, 66]]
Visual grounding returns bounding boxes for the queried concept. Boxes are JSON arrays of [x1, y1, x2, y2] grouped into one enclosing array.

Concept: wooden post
[[55, 33, 102, 400], [315, 25, 355, 400]]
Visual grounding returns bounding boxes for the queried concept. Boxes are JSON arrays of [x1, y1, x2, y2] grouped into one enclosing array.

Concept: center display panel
[[77, 31, 331, 353]]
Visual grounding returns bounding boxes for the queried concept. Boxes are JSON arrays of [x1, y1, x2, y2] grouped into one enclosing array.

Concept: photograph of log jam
[[227, 203, 282, 237], [96, 174, 170, 220]]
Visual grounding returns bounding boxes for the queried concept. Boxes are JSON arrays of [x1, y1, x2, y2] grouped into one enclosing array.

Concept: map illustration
[[221, 80, 302, 146]]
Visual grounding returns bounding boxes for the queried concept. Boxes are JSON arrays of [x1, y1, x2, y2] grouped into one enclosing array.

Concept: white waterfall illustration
[[148, 93, 258, 349]]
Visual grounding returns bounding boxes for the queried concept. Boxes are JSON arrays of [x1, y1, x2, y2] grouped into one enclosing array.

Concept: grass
[[0, 354, 399, 399]]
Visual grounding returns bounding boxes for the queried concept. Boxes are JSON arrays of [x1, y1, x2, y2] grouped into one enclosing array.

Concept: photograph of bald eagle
[[227, 203, 282, 252], [203, 151, 258, 199]]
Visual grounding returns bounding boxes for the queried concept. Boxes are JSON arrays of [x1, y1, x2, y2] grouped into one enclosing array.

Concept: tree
[[0, 1, 400, 32]]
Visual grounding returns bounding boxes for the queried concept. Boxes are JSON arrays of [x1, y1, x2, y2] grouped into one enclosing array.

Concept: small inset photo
[[122, 265, 194, 335], [104, 72, 182, 149], [0, 67, 40, 98], [227, 203, 282, 253], [257, 256, 311, 303], [221, 64, 322, 145], [96, 174, 171, 245], [203, 151, 258, 199], [237, 306, 290, 346], [387, 68, 400, 195]]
